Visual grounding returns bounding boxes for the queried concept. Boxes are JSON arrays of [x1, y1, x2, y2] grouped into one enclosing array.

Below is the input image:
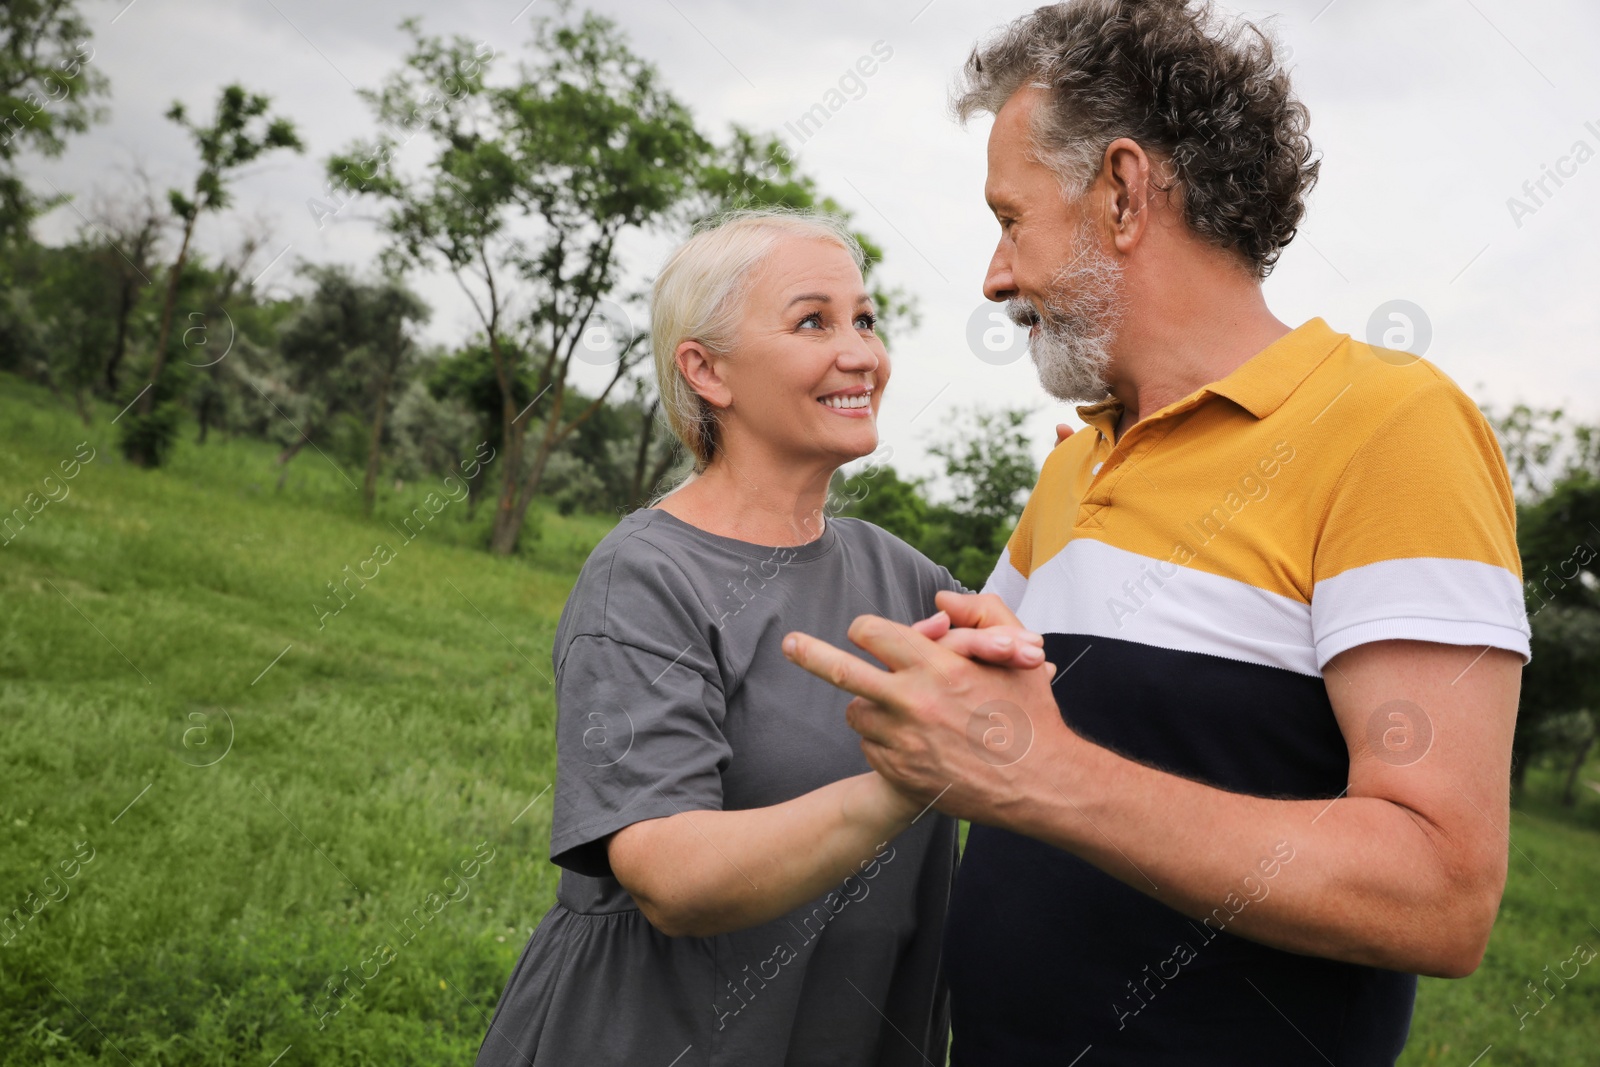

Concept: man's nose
[[983, 241, 1016, 304]]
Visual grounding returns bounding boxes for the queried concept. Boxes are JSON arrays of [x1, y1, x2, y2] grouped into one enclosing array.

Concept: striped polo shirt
[[944, 318, 1530, 1066]]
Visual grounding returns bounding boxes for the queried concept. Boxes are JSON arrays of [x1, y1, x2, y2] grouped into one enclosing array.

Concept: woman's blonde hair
[[651, 208, 866, 473]]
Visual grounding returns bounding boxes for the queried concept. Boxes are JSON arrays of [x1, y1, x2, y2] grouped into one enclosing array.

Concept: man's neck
[[1107, 273, 1291, 440]]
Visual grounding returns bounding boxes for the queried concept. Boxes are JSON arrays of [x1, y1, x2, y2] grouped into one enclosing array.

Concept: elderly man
[[784, 1, 1530, 1064]]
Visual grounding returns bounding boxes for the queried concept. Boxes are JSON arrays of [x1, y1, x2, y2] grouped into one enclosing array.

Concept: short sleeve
[[1310, 378, 1531, 668], [548, 633, 731, 877]]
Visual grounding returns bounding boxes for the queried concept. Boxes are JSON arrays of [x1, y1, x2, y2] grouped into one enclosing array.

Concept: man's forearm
[[1010, 736, 1503, 977]]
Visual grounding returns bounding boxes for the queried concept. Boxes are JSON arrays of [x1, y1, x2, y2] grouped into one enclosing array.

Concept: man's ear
[[676, 340, 733, 410], [1100, 136, 1154, 255]]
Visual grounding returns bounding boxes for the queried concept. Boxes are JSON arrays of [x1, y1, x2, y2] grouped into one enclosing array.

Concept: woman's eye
[[797, 312, 824, 330], [855, 312, 878, 331]]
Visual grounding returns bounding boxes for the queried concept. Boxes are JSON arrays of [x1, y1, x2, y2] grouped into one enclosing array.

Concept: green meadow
[[2, 373, 1597, 1064]]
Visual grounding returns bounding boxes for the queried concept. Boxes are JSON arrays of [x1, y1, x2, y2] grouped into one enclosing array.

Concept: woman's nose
[[835, 332, 880, 372]]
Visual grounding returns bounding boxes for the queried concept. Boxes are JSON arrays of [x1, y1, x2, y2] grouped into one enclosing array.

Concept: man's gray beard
[[1007, 226, 1125, 404]]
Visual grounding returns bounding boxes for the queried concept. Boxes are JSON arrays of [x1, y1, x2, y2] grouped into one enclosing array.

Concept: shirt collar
[[1074, 318, 1346, 438]]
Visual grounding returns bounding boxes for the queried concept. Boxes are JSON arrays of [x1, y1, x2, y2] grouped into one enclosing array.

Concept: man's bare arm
[[782, 592, 1521, 977]]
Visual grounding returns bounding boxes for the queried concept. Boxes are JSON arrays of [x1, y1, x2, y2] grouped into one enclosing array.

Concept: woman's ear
[[676, 340, 733, 411]]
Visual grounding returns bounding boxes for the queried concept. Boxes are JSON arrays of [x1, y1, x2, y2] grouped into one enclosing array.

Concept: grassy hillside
[[2, 372, 1597, 1064], [1, 374, 611, 1063]]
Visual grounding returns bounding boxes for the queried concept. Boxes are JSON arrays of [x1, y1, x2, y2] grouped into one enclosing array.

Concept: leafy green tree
[[1488, 404, 1600, 797], [87, 172, 165, 396], [271, 264, 430, 513], [923, 406, 1040, 590], [623, 378, 684, 509], [1516, 469, 1600, 800], [122, 83, 302, 467], [334, 8, 700, 553], [0, 0, 107, 240], [24, 236, 117, 421], [833, 407, 1041, 591], [838, 464, 933, 549]]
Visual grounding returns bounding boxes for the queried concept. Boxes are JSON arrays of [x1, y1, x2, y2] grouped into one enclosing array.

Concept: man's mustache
[[1006, 299, 1041, 329]]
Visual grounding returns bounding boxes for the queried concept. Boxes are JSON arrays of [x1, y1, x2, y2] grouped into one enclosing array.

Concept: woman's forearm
[[607, 772, 919, 937]]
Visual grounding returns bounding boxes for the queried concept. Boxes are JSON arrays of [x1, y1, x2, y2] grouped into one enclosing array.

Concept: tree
[[87, 169, 165, 396], [0, 0, 108, 240], [838, 464, 933, 548], [832, 407, 1041, 591], [924, 406, 1040, 590], [624, 378, 683, 509], [427, 342, 538, 516], [337, 8, 916, 550], [334, 8, 703, 553], [1489, 404, 1600, 797], [122, 83, 302, 467], [272, 264, 430, 513], [1515, 469, 1600, 800]]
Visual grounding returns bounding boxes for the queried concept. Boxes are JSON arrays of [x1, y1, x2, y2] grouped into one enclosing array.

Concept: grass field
[[2, 372, 1597, 1064]]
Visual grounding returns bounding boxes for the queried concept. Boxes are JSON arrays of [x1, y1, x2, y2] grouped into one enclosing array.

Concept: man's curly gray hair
[[953, 0, 1319, 278]]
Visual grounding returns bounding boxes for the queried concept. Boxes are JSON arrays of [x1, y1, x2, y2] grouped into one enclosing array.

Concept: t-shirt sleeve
[[549, 634, 730, 877], [1309, 376, 1531, 668], [547, 537, 732, 878]]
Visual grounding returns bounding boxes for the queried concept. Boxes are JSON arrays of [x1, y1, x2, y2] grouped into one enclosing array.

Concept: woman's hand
[[912, 610, 1047, 670]]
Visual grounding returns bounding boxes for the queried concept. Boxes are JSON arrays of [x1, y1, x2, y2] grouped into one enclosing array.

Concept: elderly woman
[[473, 210, 1044, 1066]]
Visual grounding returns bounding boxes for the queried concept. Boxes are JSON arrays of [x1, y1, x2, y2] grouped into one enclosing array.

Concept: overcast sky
[[25, 0, 1600, 482]]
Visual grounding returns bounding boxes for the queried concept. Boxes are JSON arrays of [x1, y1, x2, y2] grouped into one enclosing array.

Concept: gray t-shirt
[[475, 507, 962, 1067]]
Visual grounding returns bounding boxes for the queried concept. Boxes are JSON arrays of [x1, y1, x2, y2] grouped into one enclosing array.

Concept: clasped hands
[[782, 589, 1075, 826]]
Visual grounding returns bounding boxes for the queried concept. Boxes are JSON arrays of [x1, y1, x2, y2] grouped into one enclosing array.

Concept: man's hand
[[782, 596, 1069, 823]]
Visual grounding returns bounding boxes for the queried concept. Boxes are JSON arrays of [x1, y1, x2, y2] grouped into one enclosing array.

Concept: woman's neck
[[654, 449, 839, 547]]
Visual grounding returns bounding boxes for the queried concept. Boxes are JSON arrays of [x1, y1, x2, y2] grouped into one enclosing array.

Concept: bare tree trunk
[[275, 433, 314, 490], [492, 438, 556, 556], [465, 458, 486, 519], [129, 212, 197, 466], [628, 398, 659, 507], [106, 281, 133, 395], [643, 442, 680, 506], [362, 361, 396, 516], [1561, 719, 1596, 808]]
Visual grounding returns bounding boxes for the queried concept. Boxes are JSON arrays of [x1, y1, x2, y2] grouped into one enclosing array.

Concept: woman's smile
[[818, 385, 875, 418]]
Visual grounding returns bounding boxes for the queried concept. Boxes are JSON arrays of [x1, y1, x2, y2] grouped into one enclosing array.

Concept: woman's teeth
[[820, 394, 871, 410]]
